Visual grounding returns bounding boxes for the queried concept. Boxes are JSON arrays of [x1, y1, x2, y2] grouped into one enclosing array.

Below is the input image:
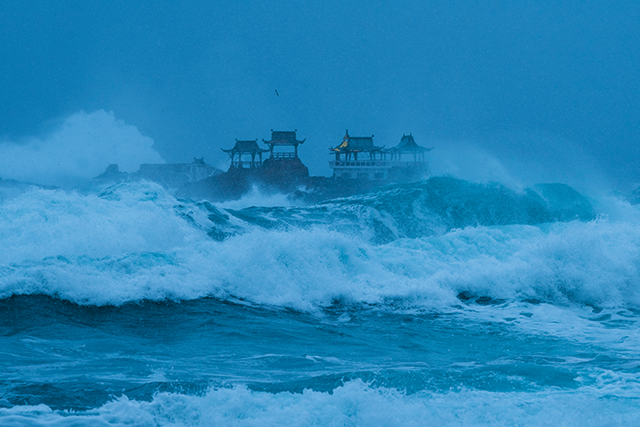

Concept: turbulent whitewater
[[1, 177, 640, 425]]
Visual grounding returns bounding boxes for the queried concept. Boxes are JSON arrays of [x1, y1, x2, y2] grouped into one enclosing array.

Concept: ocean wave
[[2, 218, 640, 311], [1, 379, 638, 427], [0, 180, 638, 310], [193, 177, 596, 244]]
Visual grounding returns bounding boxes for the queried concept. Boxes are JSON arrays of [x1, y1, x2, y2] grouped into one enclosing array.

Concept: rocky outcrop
[[92, 159, 222, 190]]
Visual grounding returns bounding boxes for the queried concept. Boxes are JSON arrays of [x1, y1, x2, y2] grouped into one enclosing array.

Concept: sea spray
[[2, 178, 640, 424], [2, 380, 639, 426], [0, 180, 636, 311]]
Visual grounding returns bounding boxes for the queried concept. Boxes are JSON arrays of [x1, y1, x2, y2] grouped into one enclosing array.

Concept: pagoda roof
[[222, 139, 269, 154], [330, 130, 383, 152], [387, 134, 433, 153], [263, 130, 305, 146]]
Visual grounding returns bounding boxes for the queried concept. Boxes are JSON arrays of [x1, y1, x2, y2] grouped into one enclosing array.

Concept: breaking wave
[[0, 178, 638, 311], [1, 380, 638, 427]]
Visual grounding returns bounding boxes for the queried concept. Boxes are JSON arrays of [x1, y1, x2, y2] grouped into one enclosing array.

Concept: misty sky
[[1, 1, 639, 190]]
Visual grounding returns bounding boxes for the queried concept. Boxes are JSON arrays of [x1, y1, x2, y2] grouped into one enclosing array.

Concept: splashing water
[[1, 178, 640, 425]]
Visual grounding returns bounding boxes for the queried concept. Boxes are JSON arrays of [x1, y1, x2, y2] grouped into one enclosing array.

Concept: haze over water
[[1, 1, 639, 189]]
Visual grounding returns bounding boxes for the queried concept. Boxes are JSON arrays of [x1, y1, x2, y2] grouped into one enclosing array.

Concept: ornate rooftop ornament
[[330, 130, 383, 153]]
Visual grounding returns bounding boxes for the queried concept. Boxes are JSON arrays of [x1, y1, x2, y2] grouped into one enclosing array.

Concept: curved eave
[[222, 148, 269, 153]]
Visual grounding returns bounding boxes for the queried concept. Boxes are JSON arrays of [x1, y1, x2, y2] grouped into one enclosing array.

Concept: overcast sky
[[1, 1, 639, 190]]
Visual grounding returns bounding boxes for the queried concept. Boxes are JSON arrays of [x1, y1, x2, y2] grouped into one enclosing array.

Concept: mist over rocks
[[0, 110, 164, 189], [0, 176, 57, 201], [92, 160, 223, 191]]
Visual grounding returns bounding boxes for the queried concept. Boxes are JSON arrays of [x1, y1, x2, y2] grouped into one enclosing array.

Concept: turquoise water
[[1, 178, 639, 425]]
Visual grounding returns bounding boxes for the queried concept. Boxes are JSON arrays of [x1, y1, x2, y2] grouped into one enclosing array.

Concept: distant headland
[[95, 129, 434, 203]]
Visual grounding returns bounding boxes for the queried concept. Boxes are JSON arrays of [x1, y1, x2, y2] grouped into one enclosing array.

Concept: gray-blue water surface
[[1, 295, 634, 411]]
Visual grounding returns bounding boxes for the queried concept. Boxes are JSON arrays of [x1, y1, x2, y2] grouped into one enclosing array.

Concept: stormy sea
[[1, 176, 640, 426]]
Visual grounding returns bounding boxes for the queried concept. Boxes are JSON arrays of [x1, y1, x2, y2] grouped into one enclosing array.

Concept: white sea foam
[[1, 380, 638, 426], [447, 301, 640, 354], [1, 182, 640, 313], [0, 182, 201, 263], [217, 185, 293, 209], [3, 183, 640, 425]]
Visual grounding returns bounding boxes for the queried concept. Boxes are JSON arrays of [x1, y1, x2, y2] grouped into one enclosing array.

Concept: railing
[[387, 161, 429, 168], [271, 152, 295, 159], [231, 161, 261, 168], [329, 161, 388, 168], [329, 161, 428, 168]]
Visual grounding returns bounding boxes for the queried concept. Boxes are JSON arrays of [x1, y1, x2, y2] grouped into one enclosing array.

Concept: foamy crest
[[1, 380, 638, 426], [218, 185, 293, 209], [0, 110, 164, 188], [0, 182, 201, 263], [2, 182, 640, 311]]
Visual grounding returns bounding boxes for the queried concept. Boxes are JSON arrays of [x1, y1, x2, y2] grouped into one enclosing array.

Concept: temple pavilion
[[222, 139, 269, 168], [262, 130, 306, 160], [329, 130, 387, 180], [385, 134, 432, 162], [329, 131, 432, 181], [220, 130, 309, 182]]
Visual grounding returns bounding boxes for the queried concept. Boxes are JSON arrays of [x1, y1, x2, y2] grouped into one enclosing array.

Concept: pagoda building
[[262, 130, 306, 160], [330, 130, 384, 162], [222, 139, 269, 169], [329, 130, 387, 180], [385, 134, 432, 181], [329, 131, 432, 181], [260, 129, 309, 182], [386, 134, 432, 162]]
